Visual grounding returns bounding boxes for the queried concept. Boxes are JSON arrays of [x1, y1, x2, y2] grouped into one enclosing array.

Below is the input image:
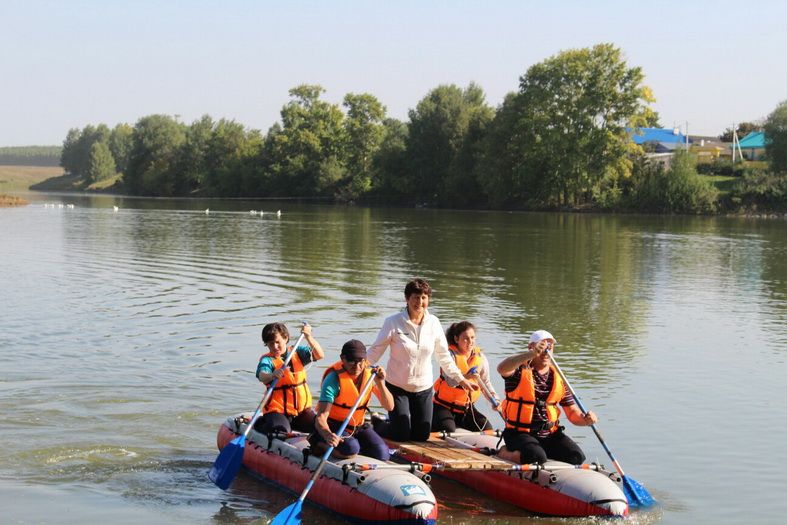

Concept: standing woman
[[367, 278, 477, 441], [432, 321, 499, 433]]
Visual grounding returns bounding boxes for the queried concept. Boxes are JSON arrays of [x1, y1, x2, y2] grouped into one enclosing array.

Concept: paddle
[[547, 350, 656, 509], [467, 366, 502, 413], [209, 329, 307, 490], [271, 366, 379, 525]]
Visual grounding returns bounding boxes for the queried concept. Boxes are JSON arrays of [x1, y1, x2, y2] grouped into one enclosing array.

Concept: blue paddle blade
[[271, 501, 302, 525], [622, 475, 657, 509], [208, 435, 245, 490]]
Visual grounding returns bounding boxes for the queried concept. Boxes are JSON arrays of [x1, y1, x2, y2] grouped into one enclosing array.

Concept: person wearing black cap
[[310, 339, 394, 460]]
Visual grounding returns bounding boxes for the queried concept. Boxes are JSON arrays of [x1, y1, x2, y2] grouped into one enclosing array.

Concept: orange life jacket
[[322, 361, 374, 429], [262, 348, 312, 416], [433, 345, 483, 413], [501, 364, 565, 433]]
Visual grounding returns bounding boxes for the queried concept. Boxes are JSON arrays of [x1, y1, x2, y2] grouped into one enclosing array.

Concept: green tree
[[75, 124, 111, 176], [443, 84, 495, 207], [341, 93, 386, 199], [204, 119, 262, 197], [628, 150, 718, 213], [60, 124, 111, 176], [406, 83, 493, 206], [481, 43, 656, 208], [125, 114, 186, 196], [371, 118, 409, 199], [764, 100, 787, 173], [109, 123, 133, 174], [60, 128, 81, 174], [175, 115, 214, 195], [477, 93, 529, 206], [267, 84, 346, 196], [85, 141, 117, 183]]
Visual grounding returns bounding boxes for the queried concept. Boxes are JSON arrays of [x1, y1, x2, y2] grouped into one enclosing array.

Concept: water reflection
[[2, 196, 787, 524]]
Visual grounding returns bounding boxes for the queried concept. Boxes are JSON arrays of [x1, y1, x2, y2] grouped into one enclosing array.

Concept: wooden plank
[[393, 437, 513, 470]]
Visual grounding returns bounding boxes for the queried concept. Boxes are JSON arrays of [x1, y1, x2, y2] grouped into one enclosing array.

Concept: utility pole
[[732, 123, 736, 163]]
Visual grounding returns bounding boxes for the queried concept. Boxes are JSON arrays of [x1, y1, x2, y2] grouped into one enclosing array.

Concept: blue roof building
[[628, 127, 688, 152], [734, 131, 768, 160], [738, 131, 766, 149]]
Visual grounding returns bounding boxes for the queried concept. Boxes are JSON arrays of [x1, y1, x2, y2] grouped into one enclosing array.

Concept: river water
[[2, 194, 786, 525]]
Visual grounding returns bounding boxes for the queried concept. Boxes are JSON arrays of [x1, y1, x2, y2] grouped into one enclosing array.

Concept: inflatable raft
[[390, 431, 629, 517], [215, 414, 437, 524]]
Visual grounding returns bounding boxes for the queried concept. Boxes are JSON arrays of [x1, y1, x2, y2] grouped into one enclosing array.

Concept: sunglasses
[[343, 357, 365, 365]]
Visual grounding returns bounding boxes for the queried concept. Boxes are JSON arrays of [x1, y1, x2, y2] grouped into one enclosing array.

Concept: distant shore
[[3, 164, 785, 218]]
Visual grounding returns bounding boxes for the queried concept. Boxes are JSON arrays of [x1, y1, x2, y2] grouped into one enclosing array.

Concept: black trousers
[[374, 382, 433, 442], [254, 408, 316, 435], [431, 403, 492, 433], [502, 427, 586, 465]]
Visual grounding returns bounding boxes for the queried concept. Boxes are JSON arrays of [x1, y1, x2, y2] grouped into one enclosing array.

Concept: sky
[[2, 0, 786, 146]]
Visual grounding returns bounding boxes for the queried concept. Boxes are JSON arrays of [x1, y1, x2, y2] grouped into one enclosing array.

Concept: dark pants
[[431, 403, 492, 433], [374, 382, 433, 442], [502, 427, 586, 465], [254, 408, 316, 435], [308, 420, 390, 461]]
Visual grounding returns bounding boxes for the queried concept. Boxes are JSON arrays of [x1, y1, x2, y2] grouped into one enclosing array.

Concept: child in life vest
[[254, 322, 324, 434]]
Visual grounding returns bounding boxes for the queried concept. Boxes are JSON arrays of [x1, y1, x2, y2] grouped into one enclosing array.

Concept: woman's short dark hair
[[404, 278, 432, 299], [446, 321, 475, 345], [261, 322, 289, 344]]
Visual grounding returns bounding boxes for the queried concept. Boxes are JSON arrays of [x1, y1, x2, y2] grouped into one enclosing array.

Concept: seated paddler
[[255, 321, 324, 435], [497, 329, 597, 465], [310, 339, 394, 460]]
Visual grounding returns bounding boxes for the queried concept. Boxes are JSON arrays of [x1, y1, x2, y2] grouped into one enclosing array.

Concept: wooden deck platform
[[393, 435, 513, 470]]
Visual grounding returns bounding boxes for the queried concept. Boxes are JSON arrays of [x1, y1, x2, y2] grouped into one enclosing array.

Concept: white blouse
[[367, 308, 465, 393]]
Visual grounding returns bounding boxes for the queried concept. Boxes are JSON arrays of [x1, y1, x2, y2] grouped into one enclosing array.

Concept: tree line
[[0, 146, 61, 166], [59, 43, 787, 213]]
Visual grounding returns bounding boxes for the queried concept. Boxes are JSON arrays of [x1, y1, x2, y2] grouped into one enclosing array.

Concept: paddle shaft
[[351, 460, 600, 473], [244, 332, 306, 437], [547, 351, 630, 480], [465, 365, 502, 412], [293, 367, 379, 506], [468, 366, 509, 430]]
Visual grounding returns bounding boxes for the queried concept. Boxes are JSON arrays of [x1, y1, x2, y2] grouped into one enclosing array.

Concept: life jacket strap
[[505, 395, 558, 409]]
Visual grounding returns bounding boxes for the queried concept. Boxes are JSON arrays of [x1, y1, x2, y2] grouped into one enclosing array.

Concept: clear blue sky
[[2, 0, 786, 146]]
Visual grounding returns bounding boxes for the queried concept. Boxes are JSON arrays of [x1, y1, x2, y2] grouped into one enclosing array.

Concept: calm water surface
[[2, 193, 786, 524]]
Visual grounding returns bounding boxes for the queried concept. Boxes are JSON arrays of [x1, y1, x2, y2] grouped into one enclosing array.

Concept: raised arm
[[301, 323, 324, 360], [497, 349, 536, 377]]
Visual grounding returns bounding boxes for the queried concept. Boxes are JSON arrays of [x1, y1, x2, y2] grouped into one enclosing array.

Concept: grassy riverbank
[[0, 165, 122, 193], [0, 165, 65, 192]]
